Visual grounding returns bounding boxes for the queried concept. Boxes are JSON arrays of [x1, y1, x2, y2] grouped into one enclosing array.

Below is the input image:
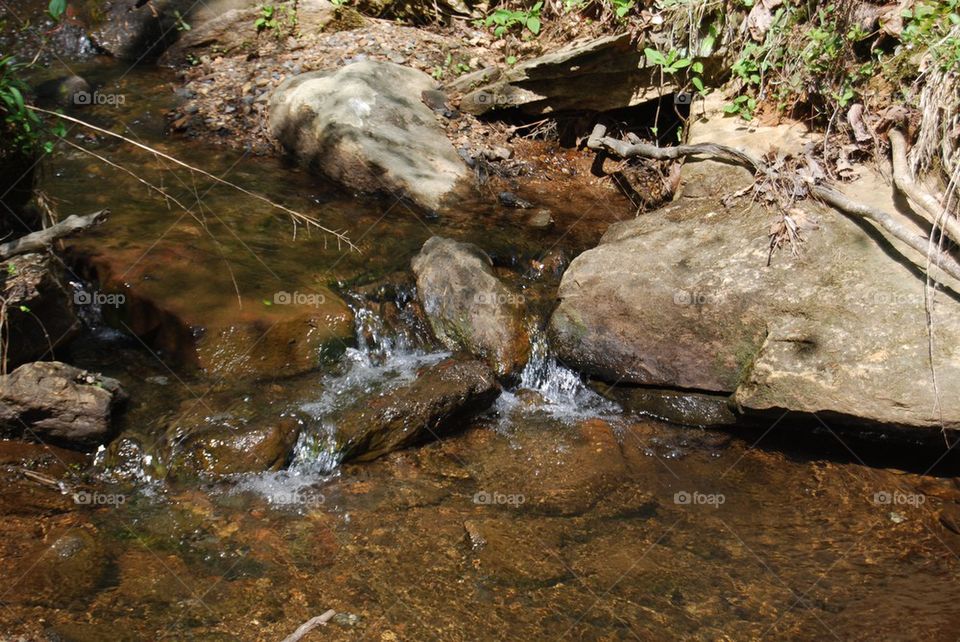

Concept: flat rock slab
[[549, 176, 960, 432], [0, 361, 127, 449], [269, 60, 471, 211], [450, 33, 662, 116]]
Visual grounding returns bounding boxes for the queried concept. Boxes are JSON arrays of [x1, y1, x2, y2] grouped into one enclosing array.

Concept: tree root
[[586, 124, 960, 285], [0, 210, 108, 261], [889, 128, 960, 245]]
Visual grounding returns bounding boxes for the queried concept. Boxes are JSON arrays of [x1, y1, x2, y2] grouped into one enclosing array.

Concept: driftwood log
[[586, 124, 960, 284], [0, 210, 108, 261]]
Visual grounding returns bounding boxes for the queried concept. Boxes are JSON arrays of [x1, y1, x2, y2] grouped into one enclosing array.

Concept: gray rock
[[269, 61, 471, 211], [0, 362, 126, 449], [412, 237, 530, 378], [335, 357, 500, 462], [549, 163, 960, 432], [450, 34, 666, 116], [89, 0, 189, 60], [1, 253, 79, 368]]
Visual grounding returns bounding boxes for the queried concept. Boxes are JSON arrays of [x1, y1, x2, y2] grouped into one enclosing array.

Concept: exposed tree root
[[586, 124, 960, 285], [0, 210, 108, 260], [889, 128, 960, 245]]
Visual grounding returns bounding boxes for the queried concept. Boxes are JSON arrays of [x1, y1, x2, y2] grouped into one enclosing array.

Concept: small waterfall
[[288, 295, 449, 474], [495, 325, 619, 426]]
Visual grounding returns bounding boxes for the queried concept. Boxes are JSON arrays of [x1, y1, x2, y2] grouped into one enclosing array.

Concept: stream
[[2, 45, 960, 642]]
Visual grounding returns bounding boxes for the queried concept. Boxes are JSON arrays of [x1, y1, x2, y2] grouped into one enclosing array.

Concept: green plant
[[723, 94, 757, 120], [255, 4, 297, 38], [610, 0, 634, 19], [47, 0, 66, 20], [0, 56, 64, 155], [173, 10, 191, 32], [484, 2, 542, 38]]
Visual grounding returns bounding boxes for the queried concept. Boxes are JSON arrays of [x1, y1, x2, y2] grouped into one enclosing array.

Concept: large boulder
[[412, 236, 530, 378], [449, 34, 662, 116], [548, 164, 960, 432], [0, 361, 127, 449], [1, 253, 79, 368], [269, 61, 471, 212], [335, 357, 500, 462]]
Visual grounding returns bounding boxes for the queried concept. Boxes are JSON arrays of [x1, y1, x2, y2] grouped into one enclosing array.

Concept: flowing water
[[2, 45, 960, 642]]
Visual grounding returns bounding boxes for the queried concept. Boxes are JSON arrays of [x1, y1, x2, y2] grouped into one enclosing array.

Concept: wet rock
[[412, 237, 530, 378], [11, 528, 108, 607], [164, 407, 302, 478], [33, 75, 92, 108], [269, 61, 471, 212], [549, 159, 960, 431], [451, 34, 661, 116], [527, 209, 554, 229], [472, 419, 628, 516], [70, 245, 354, 380], [89, 0, 192, 60], [335, 357, 500, 462], [159, 2, 279, 64], [1, 253, 79, 368], [594, 383, 737, 427], [116, 548, 194, 604], [0, 362, 126, 449], [498, 191, 532, 209]]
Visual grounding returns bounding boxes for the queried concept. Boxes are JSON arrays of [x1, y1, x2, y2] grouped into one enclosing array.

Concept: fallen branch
[[281, 610, 336, 642], [889, 128, 960, 244], [0, 210, 108, 260], [586, 124, 960, 284]]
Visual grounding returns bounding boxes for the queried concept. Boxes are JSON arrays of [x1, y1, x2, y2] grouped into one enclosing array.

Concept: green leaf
[[19, 305, 30, 313], [644, 48, 667, 66], [506, 55, 517, 65], [723, 102, 740, 113], [48, 0, 67, 20], [691, 76, 705, 92], [691, 61, 704, 74], [526, 16, 541, 34], [8, 85, 24, 113]]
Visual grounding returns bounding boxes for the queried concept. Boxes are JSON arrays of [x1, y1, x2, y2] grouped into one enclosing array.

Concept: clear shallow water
[[1, 54, 960, 642]]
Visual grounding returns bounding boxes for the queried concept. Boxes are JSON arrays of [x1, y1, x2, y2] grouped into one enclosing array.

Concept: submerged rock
[[269, 61, 471, 212], [89, 0, 189, 60], [10, 528, 109, 607], [335, 357, 500, 462], [0, 361, 126, 449], [1, 253, 79, 368], [412, 236, 530, 378]]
